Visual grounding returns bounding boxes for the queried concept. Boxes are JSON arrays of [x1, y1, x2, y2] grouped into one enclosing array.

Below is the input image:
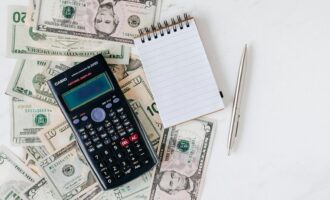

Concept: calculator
[[47, 54, 158, 190]]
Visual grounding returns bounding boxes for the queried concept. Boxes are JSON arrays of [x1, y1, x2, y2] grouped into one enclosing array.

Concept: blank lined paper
[[135, 18, 224, 128]]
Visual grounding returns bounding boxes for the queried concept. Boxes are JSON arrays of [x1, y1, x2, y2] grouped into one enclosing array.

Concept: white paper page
[[135, 19, 224, 128]]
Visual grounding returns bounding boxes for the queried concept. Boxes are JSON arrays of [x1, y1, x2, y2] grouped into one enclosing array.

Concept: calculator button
[[91, 107, 106, 123], [142, 159, 150, 165], [134, 164, 142, 170], [115, 173, 123, 179], [97, 126, 104, 131], [123, 120, 131, 126], [134, 143, 142, 149], [108, 157, 115, 164], [96, 143, 103, 149], [112, 144, 119, 151], [89, 130, 96, 136], [129, 133, 139, 142], [105, 122, 111, 128], [119, 114, 127, 120], [112, 118, 120, 124], [100, 132, 108, 138], [109, 111, 116, 118], [125, 147, 133, 154], [102, 170, 111, 177], [105, 103, 113, 109], [116, 125, 123, 130], [98, 162, 106, 169], [94, 154, 101, 161], [104, 138, 111, 145], [120, 138, 130, 148], [73, 119, 80, 124], [113, 98, 120, 103], [92, 137, 100, 143], [107, 128, 115, 134], [124, 168, 132, 175], [78, 128, 85, 133], [116, 152, 124, 159], [106, 178, 112, 184], [86, 123, 93, 129], [111, 165, 119, 172], [126, 127, 134, 133], [81, 134, 88, 140], [111, 135, 119, 141], [104, 150, 110, 156], [81, 116, 88, 121], [118, 130, 126, 137], [116, 107, 124, 113], [87, 146, 95, 153], [85, 140, 92, 146]]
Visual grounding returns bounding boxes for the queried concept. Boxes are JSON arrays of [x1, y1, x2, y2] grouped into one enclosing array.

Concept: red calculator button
[[129, 133, 139, 142], [120, 138, 130, 148]]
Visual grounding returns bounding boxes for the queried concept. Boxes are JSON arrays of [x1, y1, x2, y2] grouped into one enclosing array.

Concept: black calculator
[[47, 54, 158, 190]]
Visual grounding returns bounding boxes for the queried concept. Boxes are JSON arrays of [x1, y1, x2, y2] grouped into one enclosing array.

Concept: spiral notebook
[[134, 14, 224, 128]]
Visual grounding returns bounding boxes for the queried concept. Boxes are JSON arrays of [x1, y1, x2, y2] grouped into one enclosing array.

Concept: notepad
[[134, 14, 224, 128]]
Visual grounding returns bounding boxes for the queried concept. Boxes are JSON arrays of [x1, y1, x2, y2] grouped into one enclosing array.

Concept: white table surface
[[1, 0, 330, 200]]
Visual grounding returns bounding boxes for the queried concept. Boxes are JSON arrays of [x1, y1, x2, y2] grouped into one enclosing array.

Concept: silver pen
[[227, 44, 248, 155]]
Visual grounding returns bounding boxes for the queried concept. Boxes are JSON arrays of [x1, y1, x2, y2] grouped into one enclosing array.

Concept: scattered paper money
[[24, 146, 48, 176], [23, 177, 61, 200], [6, 59, 73, 106], [11, 97, 64, 146], [92, 172, 153, 200], [0, 145, 38, 199], [38, 141, 100, 200], [1, 187, 25, 200], [109, 54, 143, 82], [33, 0, 162, 45], [38, 121, 75, 153], [8, 5, 130, 64], [119, 68, 164, 145], [149, 118, 217, 200]]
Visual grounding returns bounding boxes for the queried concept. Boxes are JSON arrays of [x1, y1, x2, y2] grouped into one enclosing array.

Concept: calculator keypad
[[73, 96, 152, 186]]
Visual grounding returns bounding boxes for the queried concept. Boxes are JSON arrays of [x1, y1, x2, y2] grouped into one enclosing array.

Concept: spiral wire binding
[[138, 13, 190, 43]]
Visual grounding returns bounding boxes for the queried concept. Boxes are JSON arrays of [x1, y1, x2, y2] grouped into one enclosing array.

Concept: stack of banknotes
[[2, 1, 218, 200]]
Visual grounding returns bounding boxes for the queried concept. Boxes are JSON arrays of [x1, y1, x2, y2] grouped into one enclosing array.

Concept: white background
[[1, 0, 330, 200]]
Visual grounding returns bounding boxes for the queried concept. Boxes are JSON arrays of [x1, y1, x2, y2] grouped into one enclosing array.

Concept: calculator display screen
[[62, 73, 113, 111]]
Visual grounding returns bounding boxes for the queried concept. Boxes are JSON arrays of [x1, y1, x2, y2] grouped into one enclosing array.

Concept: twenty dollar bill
[[149, 118, 217, 200]]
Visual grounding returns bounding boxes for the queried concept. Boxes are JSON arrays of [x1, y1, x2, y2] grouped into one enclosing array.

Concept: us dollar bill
[[24, 146, 49, 162], [38, 121, 75, 153], [8, 5, 129, 64], [1, 187, 24, 200], [23, 177, 60, 200], [38, 141, 100, 200], [0, 145, 38, 199], [11, 97, 64, 146], [109, 54, 143, 82], [149, 118, 217, 200], [119, 68, 163, 145], [33, 0, 161, 45], [6, 59, 73, 106], [24, 146, 49, 176], [92, 171, 153, 200], [25, 0, 36, 26]]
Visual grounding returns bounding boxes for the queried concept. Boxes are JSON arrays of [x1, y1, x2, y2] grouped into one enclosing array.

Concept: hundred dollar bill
[[149, 118, 217, 200], [6, 59, 73, 106], [0, 145, 38, 199], [92, 171, 153, 200], [34, 0, 161, 45], [23, 177, 60, 200], [38, 121, 75, 153], [38, 141, 100, 200], [11, 98, 64, 146], [8, 6, 129, 64], [119, 68, 163, 145]]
